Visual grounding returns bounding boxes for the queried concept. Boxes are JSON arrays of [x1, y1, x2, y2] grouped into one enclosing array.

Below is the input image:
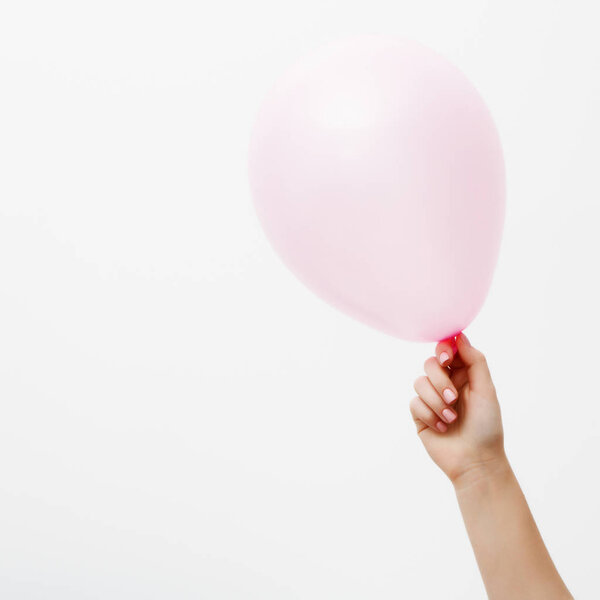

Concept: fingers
[[409, 396, 447, 433], [455, 333, 493, 390], [435, 336, 464, 368], [414, 375, 457, 426], [435, 338, 455, 367], [424, 357, 458, 405]]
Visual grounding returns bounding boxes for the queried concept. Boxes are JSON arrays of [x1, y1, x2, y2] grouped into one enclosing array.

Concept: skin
[[410, 332, 572, 600]]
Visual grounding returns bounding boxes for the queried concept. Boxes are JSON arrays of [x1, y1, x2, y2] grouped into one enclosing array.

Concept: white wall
[[0, 1, 598, 598]]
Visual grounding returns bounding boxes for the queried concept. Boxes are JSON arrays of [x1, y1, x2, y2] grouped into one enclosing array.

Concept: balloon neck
[[437, 331, 462, 352]]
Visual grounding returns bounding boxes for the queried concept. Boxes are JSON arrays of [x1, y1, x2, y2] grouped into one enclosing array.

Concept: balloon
[[248, 36, 505, 341]]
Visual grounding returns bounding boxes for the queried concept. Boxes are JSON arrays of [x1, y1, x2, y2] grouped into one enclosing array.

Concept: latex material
[[249, 36, 505, 341]]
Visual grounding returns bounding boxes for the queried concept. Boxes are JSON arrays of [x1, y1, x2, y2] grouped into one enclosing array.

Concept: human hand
[[409, 333, 506, 486]]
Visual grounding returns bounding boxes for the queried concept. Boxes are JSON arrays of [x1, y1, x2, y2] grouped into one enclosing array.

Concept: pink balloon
[[249, 36, 505, 341]]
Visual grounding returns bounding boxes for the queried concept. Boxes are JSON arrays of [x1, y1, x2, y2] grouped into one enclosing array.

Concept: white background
[[0, 1, 598, 598]]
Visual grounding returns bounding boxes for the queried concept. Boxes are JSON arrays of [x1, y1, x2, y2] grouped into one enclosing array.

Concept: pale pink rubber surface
[[249, 36, 505, 341]]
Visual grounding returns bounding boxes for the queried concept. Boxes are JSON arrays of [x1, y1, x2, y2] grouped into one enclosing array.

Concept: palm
[[418, 368, 503, 482]]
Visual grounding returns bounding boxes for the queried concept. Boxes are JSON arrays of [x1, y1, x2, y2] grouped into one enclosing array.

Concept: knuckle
[[424, 356, 437, 372], [472, 349, 486, 364], [424, 412, 437, 426], [409, 397, 425, 417], [413, 375, 427, 392]]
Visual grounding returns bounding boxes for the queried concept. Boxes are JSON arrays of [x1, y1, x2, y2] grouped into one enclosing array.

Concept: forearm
[[454, 454, 572, 600]]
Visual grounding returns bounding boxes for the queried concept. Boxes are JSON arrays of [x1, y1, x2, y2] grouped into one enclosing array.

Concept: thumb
[[455, 333, 493, 392]]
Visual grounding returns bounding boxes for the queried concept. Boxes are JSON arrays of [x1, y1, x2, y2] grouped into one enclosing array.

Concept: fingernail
[[436, 421, 448, 432], [443, 388, 456, 404], [442, 408, 457, 423], [439, 351, 450, 365]]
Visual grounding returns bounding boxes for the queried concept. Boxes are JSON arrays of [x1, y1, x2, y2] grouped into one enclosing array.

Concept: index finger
[[435, 336, 463, 368]]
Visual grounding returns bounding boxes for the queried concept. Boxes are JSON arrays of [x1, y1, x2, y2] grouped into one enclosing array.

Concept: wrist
[[451, 451, 512, 493]]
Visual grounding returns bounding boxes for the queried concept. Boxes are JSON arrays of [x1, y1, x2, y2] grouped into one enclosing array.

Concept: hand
[[409, 333, 505, 485]]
